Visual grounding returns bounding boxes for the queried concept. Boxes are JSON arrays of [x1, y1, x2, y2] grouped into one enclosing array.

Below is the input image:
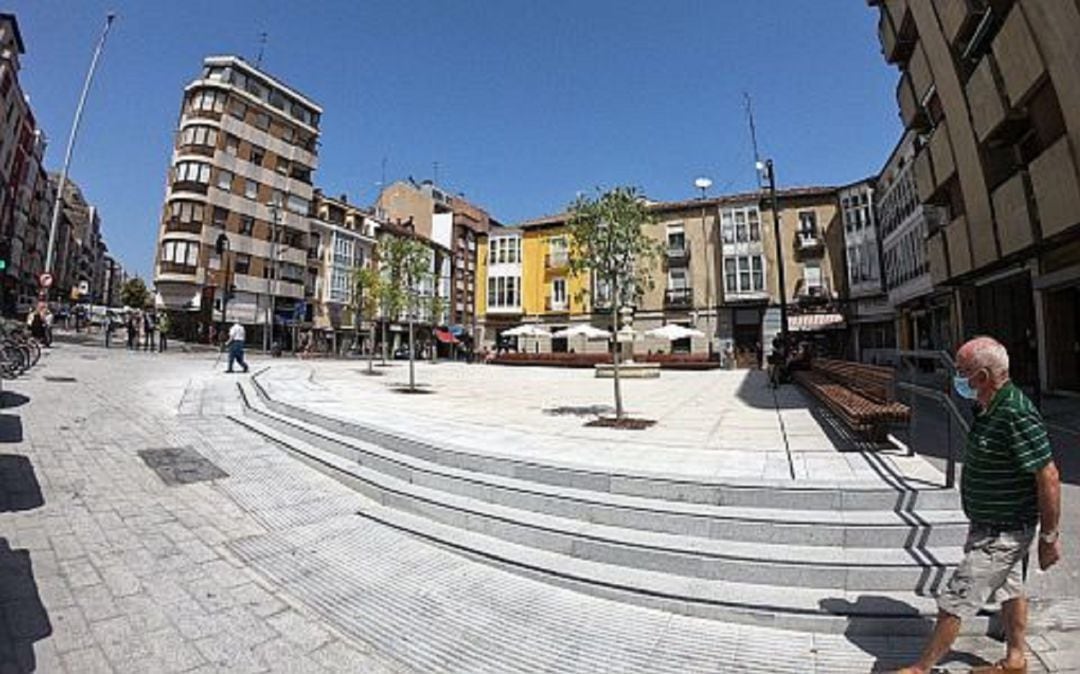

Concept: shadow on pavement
[[0, 539, 52, 673], [543, 404, 614, 418], [0, 414, 22, 444], [0, 392, 29, 409], [819, 596, 990, 671], [0, 455, 43, 512]]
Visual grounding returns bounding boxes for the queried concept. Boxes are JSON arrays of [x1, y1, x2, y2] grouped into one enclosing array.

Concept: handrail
[[893, 349, 966, 489]]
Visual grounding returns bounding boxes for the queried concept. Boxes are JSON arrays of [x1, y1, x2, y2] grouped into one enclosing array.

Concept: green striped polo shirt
[[961, 381, 1053, 526]]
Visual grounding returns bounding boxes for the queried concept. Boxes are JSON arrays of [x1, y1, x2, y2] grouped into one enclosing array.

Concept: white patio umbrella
[[503, 324, 552, 337], [644, 324, 705, 340], [551, 324, 611, 339]]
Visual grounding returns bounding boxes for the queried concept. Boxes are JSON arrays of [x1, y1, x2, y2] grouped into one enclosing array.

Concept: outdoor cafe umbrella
[[551, 324, 611, 339], [502, 324, 552, 337], [644, 324, 705, 340]]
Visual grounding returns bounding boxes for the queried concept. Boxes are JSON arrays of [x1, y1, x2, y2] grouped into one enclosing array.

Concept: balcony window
[[244, 179, 259, 200], [724, 255, 765, 294], [229, 99, 247, 121], [187, 88, 225, 114], [169, 200, 204, 225], [216, 169, 234, 192], [798, 211, 818, 243], [173, 160, 211, 186], [721, 206, 760, 243], [224, 134, 239, 156], [249, 145, 265, 167], [180, 125, 218, 148], [551, 278, 567, 310], [212, 206, 228, 229], [160, 240, 200, 267], [666, 225, 686, 254], [735, 211, 748, 242]]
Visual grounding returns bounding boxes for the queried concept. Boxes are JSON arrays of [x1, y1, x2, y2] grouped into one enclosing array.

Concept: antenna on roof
[[433, 161, 439, 185], [744, 92, 762, 189], [255, 32, 268, 69]]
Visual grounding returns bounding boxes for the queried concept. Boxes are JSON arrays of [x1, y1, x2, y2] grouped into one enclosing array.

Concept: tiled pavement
[[1, 343, 1078, 672]]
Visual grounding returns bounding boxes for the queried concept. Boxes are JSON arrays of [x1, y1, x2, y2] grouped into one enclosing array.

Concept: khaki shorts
[[938, 523, 1035, 619]]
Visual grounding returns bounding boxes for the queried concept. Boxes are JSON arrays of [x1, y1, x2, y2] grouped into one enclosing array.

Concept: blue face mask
[[953, 374, 978, 400]]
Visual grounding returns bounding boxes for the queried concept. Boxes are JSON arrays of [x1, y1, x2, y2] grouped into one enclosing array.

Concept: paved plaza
[[0, 340, 1078, 672]]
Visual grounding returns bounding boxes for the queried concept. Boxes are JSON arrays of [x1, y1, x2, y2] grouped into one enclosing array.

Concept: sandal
[[970, 660, 1027, 674]]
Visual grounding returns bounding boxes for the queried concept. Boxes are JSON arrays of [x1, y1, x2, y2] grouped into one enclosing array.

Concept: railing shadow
[[0, 392, 30, 409], [0, 414, 22, 444]]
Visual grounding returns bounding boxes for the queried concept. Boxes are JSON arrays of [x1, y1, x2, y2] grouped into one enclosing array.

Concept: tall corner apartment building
[[870, 0, 1080, 394], [153, 55, 322, 342]]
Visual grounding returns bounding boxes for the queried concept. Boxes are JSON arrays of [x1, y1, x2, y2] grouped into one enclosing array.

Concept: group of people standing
[[109, 309, 169, 352]]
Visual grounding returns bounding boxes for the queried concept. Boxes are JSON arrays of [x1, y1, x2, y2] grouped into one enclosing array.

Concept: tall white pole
[[45, 13, 116, 277]]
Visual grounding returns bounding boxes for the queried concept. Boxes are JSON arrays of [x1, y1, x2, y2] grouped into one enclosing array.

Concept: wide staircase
[[230, 371, 982, 637]]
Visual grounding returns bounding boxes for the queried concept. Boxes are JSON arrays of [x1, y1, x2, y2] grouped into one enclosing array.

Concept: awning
[[434, 328, 460, 344], [788, 313, 846, 331]]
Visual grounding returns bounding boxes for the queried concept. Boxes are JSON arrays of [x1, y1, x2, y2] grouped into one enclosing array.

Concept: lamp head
[[754, 160, 765, 172]]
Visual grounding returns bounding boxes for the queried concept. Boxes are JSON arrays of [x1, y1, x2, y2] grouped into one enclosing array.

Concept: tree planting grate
[[43, 376, 77, 383], [138, 447, 228, 486]]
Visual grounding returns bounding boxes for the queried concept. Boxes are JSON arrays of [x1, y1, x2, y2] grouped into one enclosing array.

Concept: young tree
[[427, 293, 446, 363], [377, 236, 433, 391], [119, 277, 151, 310], [351, 264, 381, 374], [566, 186, 664, 420]]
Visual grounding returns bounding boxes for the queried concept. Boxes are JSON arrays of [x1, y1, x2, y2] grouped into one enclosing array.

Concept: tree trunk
[[381, 319, 388, 366], [408, 316, 416, 391], [368, 320, 375, 374], [611, 297, 624, 420]]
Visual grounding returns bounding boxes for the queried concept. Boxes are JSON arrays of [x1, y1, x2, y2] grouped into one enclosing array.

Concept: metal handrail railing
[[894, 349, 967, 489]]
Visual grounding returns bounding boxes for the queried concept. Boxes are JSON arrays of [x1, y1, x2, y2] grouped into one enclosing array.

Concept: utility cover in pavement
[[43, 376, 78, 383], [138, 447, 228, 485]]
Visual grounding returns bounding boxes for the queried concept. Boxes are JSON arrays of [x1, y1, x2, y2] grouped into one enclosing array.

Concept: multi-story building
[[0, 12, 52, 315], [870, 0, 1080, 393], [839, 178, 895, 361], [52, 176, 107, 303], [476, 187, 845, 366], [875, 131, 951, 354], [153, 55, 322, 343], [309, 191, 378, 349], [376, 179, 496, 350]]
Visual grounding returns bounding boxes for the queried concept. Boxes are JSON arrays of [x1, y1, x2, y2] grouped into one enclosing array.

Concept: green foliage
[[376, 236, 433, 321], [566, 186, 664, 308], [119, 277, 151, 309], [351, 265, 382, 322]]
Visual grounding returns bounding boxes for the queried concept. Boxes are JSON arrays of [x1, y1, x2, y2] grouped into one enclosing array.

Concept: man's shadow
[[819, 596, 992, 672]]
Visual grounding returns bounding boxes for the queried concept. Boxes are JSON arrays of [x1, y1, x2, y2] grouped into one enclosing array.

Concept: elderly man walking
[[896, 336, 1061, 674], [225, 321, 249, 374]]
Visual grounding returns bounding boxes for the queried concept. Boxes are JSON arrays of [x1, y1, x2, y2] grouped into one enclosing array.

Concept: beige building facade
[[871, 0, 1080, 393], [153, 55, 322, 343]]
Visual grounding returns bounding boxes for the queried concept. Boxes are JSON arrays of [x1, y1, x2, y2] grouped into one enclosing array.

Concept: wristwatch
[[1039, 529, 1060, 544]]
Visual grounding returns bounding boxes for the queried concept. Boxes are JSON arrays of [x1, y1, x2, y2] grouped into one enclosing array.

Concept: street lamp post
[[266, 203, 281, 352], [694, 176, 713, 358], [215, 233, 231, 329], [757, 159, 790, 347], [45, 14, 116, 278]]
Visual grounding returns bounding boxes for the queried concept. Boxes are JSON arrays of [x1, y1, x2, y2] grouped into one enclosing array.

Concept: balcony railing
[[545, 252, 569, 269], [545, 296, 569, 312], [666, 245, 690, 263], [664, 288, 693, 308], [164, 220, 203, 234], [796, 232, 824, 252]]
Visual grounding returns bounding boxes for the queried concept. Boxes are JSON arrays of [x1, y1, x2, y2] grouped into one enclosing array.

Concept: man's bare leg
[[893, 610, 961, 674], [1000, 597, 1028, 668]]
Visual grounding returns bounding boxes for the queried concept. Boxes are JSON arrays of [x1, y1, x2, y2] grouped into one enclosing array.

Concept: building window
[[724, 254, 765, 294], [240, 215, 254, 236], [804, 261, 822, 291], [187, 88, 225, 113], [224, 134, 240, 156], [244, 179, 259, 200], [180, 125, 218, 148], [275, 157, 290, 176], [174, 161, 211, 185], [798, 211, 818, 242], [253, 111, 270, 130], [286, 194, 309, 215], [234, 253, 251, 275], [487, 275, 520, 308], [249, 145, 265, 166], [229, 99, 247, 121], [551, 278, 567, 308], [289, 164, 312, 183], [270, 189, 285, 207], [216, 169, 234, 192], [213, 206, 228, 228], [666, 224, 685, 253], [160, 240, 200, 267], [169, 201, 204, 224], [669, 267, 688, 290], [721, 206, 760, 243]]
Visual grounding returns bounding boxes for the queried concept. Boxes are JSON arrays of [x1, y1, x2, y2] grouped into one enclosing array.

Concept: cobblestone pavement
[[1, 343, 1078, 672]]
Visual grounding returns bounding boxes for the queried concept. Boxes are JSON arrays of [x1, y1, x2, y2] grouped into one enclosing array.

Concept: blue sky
[[12, 1, 901, 279]]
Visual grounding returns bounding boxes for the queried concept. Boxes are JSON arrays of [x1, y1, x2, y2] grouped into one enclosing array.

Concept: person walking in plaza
[[225, 320, 249, 373], [157, 311, 169, 352], [143, 311, 155, 352], [126, 312, 137, 350], [895, 336, 1061, 674]]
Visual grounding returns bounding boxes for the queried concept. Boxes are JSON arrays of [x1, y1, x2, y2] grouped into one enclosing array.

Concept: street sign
[[39, 272, 53, 288]]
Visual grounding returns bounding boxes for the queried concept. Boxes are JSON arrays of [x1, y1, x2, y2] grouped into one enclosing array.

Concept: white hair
[[967, 336, 1010, 378]]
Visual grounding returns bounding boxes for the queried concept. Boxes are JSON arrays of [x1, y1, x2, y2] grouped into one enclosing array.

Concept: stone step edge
[[240, 401, 967, 570], [239, 381, 967, 533], [246, 375, 961, 504], [230, 411, 961, 586]]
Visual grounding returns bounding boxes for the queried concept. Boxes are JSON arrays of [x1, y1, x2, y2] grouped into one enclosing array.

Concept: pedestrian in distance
[[225, 321, 249, 373], [157, 311, 169, 352], [104, 313, 112, 348], [894, 336, 1061, 674], [142, 311, 154, 352], [126, 313, 137, 350]]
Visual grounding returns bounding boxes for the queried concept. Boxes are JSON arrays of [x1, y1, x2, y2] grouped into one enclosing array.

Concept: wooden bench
[[792, 358, 910, 441]]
